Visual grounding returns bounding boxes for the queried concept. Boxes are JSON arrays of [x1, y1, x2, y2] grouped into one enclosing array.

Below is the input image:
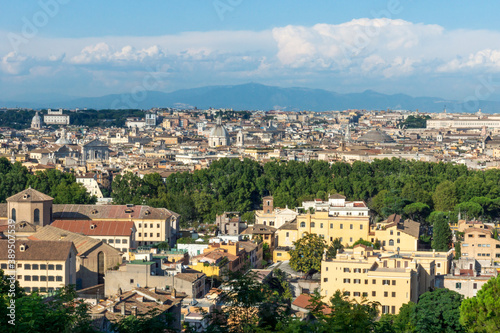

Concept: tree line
[[0, 158, 95, 204], [111, 157, 500, 227]]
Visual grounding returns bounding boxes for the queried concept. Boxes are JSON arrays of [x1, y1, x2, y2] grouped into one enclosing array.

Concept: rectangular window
[[48, 265, 54, 270], [392, 280, 396, 286], [109, 239, 114, 244], [473, 283, 477, 289], [360, 224, 363, 230], [0, 264, 6, 269], [157, 224, 160, 228], [32, 276, 39, 281], [324, 278, 328, 282], [138, 223, 142, 228], [392, 292, 396, 297], [456, 283, 462, 289], [365, 279, 368, 284], [115, 239, 121, 244], [350, 224, 353, 229], [56, 265, 62, 270], [354, 279, 361, 284], [344, 268, 350, 273], [372, 279, 376, 284], [362, 292, 368, 297], [56, 276, 63, 282], [354, 292, 360, 297], [330, 223, 333, 229], [130, 279, 134, 284], [150, 224, 153, 228], [392, 306, 396, 314], [372, 291, 376, 296], [138, 233, 142, 237], [384, 291, 388, 297], [157, 233, 160, 237], [343, 279, 350, 283], [40, 264, 46, 270], [40, 287, 47, 293], [25, 276, 31, 281], [144, 224, 147, 228], [340, 224, 343, 229], [32, 264, 39, 270], [123, 239, 128, 244], [150, 233, 153, 237], [320, 223, 324, 228], [48, 276, 55, 281], [24, 264, 31, 270], [40, 276, 46, 281]]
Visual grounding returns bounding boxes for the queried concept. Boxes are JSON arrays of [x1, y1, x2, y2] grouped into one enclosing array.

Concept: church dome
[[31, 111, 42, 129], [358, 129, 395, 143], [210, 118, 229, 139]]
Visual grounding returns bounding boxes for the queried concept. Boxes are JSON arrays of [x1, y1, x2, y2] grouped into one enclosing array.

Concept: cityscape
[[2, 1, 500, 332]]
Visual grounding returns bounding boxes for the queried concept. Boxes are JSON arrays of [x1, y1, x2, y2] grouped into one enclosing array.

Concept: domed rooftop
[[358, 129, 395, 143], [210, 117, 229, 139]]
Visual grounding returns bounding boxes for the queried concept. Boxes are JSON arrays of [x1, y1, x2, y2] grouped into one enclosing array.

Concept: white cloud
[[438, 49, 500, 72]]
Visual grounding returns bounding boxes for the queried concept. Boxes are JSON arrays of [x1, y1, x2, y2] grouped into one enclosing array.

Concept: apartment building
[[76, 173, 103, 198], [461, 227, 500, 260], [50, 219, 136, 253], [444, 258, 497, 298], [43, 108, 70, 125], [320, 245, 452, 315], [0, 240, 77, 294], [273, 219, 298, 262], [53, 204, 179, 247]]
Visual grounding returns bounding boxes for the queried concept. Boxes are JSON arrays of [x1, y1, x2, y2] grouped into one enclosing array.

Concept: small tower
[[263, 196, 274, 214], [345, 125, 352, 143], [236, 130, 245, 147]]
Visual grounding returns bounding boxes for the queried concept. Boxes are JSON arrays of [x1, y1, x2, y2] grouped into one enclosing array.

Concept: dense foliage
[[460, 275, 500, 332], [0, 158, 95, 204], [0, 109, 144, 129], [398, 115, 431, 129], [112, 158, 500, 229], [289, 233, 326, 274]]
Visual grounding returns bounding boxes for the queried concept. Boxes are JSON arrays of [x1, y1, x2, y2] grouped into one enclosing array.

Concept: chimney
[[131, 306, 137, 317], [121, 302, 126, 316], [172, 288, 177, 298]]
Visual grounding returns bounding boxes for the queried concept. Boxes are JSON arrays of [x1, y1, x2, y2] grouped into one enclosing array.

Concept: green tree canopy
[[289, 233, 326, 274], [433, 181, 458, 212], [460, 275, 500, 332], [413, 288, 465, 333], [432, 213, 453, 251]]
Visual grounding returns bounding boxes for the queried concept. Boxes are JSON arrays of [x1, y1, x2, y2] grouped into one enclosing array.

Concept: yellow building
[[274, 219, 298, 262], [370, 215, 421, 252], [321, 245, 452, 315], [297, 211, 370, 247]]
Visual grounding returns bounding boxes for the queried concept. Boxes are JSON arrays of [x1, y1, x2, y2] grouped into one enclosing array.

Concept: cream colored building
[[0, 240, 77, 294], [461, 227, 500, 260], [255, 196, 298, 229], [273, 219, 298, 262], [320, 245, 452, 315], [76, 174, 103, 198]]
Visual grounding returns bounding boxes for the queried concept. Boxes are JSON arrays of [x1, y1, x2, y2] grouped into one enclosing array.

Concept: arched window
[[267, 210, 270, 213], [311, 222, 316, 228], [389, 239, 394, 246], [11, 208, 16, 222], [34, 209, 40, 225], [300, 222, 306, 228]]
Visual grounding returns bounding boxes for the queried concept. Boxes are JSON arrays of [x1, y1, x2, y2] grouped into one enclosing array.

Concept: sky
[[2, 0, 500, 103]]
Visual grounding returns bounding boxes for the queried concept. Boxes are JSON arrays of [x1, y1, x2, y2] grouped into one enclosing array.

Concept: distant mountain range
[[2, 83, 500, 112]]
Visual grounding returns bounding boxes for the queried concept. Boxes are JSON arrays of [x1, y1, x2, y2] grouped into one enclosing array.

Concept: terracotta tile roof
[[6, 188, 53, 202], [278, 219, 297, 231], [175, 272, 205, 283], [0, 239, 74, 261], [292, 294, 332, 314], [51, 219, 135, 236], [328, 194, 346, 199], [29, 225, 119, 256], [53, 204, 173, 220], [242, 224, 277, 235]]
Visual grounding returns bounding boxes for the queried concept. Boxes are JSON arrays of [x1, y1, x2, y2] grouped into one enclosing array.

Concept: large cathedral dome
[[209, 117, 230, 147]]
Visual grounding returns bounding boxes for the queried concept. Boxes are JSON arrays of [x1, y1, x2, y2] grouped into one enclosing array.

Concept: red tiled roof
[[292, 294, 332, 314], [51, 220, 135, 236]]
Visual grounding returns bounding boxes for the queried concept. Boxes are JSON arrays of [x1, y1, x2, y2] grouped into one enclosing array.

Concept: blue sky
[[1, 1, 500, 103]]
